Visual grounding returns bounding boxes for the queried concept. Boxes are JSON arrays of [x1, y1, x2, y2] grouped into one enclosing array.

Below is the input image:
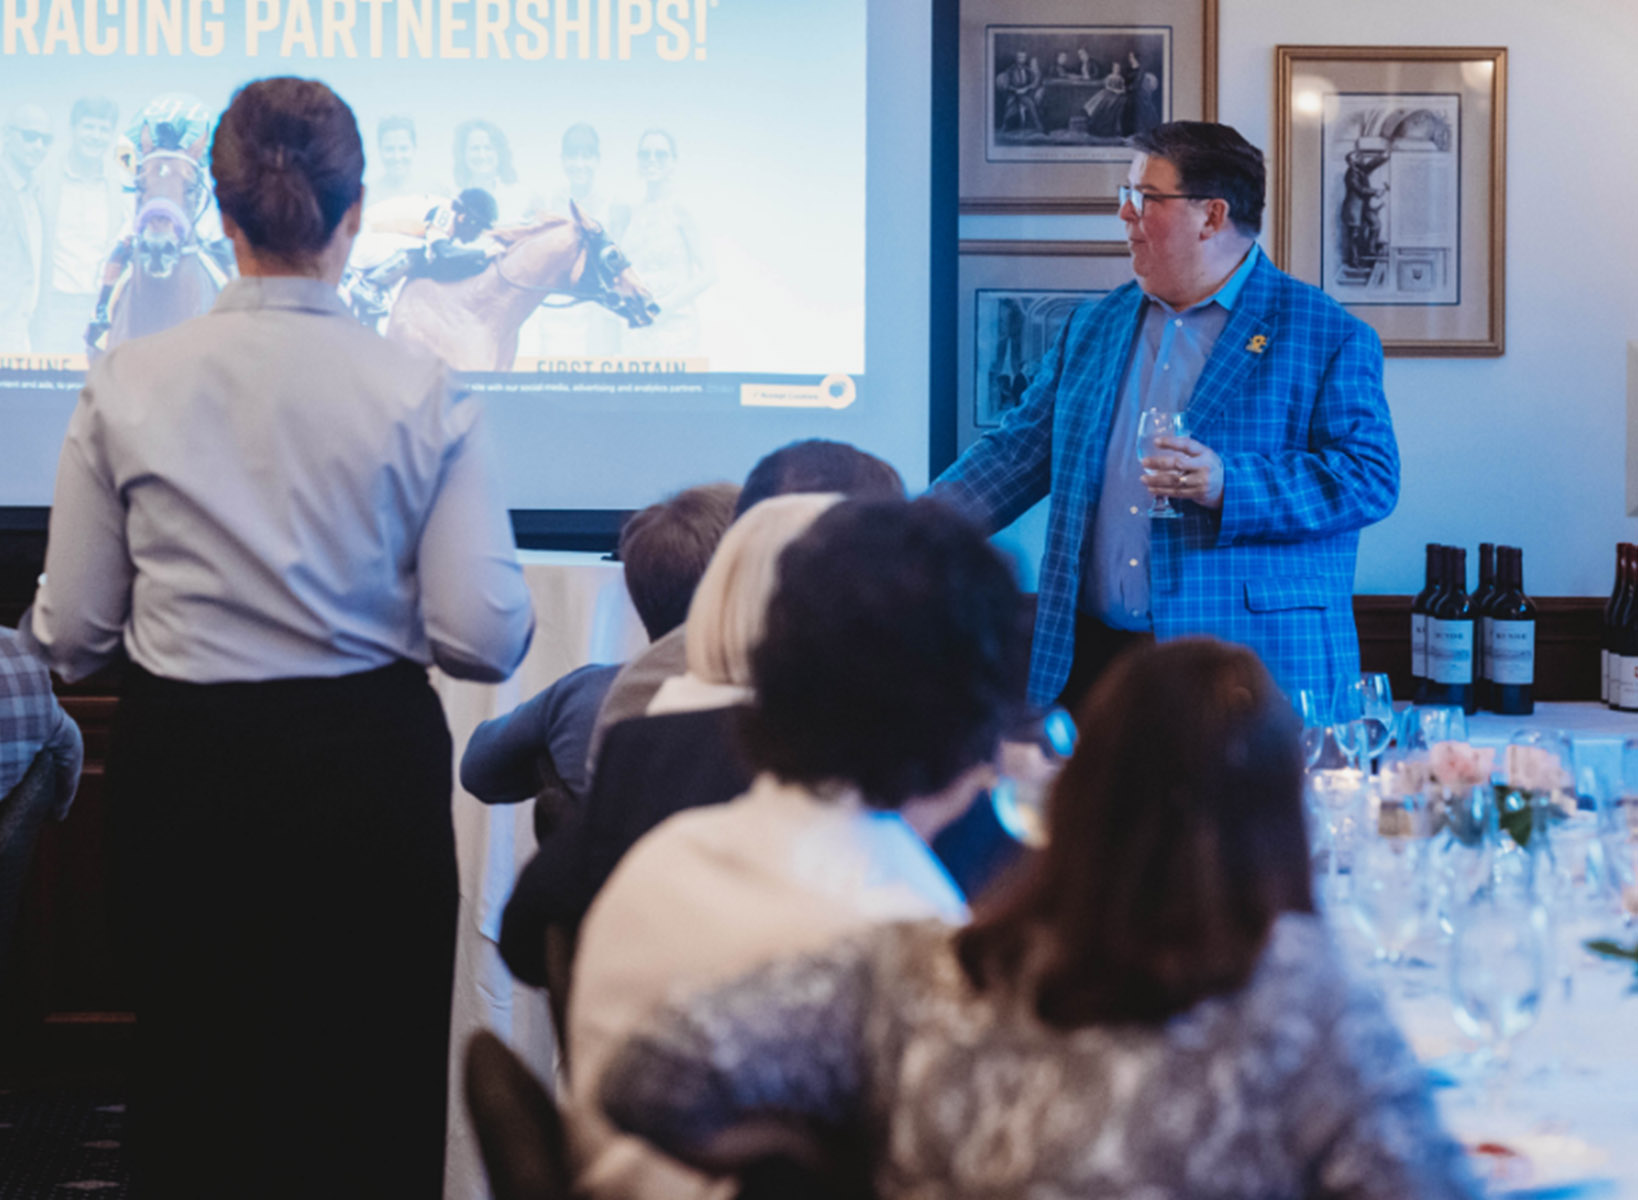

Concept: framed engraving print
[[958, 0, 1218, 213], [1274, 46, 1507, 356], [956, 241, 1133, 454]]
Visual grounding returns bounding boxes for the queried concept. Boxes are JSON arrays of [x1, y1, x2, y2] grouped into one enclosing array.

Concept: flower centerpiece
[[1494, 742, 1577, 848], [1382, 740, 1574, 847]]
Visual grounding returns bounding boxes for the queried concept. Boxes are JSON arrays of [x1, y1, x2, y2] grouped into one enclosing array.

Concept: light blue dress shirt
[[27, 275, 535, 684], [1082, 244, 1261, 630]]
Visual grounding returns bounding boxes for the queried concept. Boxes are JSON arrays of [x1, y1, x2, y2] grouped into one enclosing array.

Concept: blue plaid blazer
[[937, 253, 1399, 706]]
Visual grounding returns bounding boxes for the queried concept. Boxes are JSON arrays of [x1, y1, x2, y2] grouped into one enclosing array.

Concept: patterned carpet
[[0, 1089, 129, 1198]]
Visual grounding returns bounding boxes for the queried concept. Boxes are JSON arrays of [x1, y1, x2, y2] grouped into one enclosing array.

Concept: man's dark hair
[[1129, 120, 1265, 237], [377, 114, 416, 145], [956, 638, 1312, 1027], [70, 96, 117, 128], [742, 498, 1027, 810], [736, 439, 904, 517], [618, 483, 740, 641]]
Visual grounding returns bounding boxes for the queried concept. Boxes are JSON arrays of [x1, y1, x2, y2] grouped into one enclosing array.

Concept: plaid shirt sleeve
[[1216, 319, 1399, 546], [0, 631, 84, 817], [929, 312, 1072, 533]]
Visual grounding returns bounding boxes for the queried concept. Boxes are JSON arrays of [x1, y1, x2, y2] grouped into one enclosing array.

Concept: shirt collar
[[211, 275, 352, 319], [1150, 241, 1261, 317]]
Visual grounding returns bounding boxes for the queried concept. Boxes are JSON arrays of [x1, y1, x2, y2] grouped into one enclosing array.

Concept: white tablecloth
[[432, 550, 648, 1200], [1327, 903, 1638, 1199]]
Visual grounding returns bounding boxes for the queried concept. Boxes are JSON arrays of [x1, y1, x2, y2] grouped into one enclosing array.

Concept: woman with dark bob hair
[[24, 78, 533, 1197], [570, 497, 1026, 1200], [600, 639, 1480, 1200]]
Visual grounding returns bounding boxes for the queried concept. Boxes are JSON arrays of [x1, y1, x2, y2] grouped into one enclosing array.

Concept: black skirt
[[109, 659, 457, 1200]]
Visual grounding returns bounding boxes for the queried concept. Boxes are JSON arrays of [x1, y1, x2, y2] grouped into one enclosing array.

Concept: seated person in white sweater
[[567, 497, 1029, 1200]]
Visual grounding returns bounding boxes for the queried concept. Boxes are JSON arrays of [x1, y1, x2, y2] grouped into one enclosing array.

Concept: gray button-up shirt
[[27, 275, 535, 684], [1081, 244, 1260, 629]]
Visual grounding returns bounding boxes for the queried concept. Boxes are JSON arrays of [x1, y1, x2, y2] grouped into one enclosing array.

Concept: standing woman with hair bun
[[23, 77, 535, 1198]]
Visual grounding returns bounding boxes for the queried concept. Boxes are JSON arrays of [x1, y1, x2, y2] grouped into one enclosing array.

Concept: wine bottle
[[1409, 544, 1440, 703], [1602, 545, 1622, 706], [1489, 546, 1536, 716], [1616, 549, 1638, 713], [1606, 544, 1633, 708], [1472, 542, 1497, 711], [1425, 546, 1477, 714], [1612, 545, 1637, 710]]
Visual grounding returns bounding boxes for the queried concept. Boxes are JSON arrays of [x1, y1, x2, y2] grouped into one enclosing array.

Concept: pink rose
[[1429, 740, 1495, 787], [1504, 744, 1571, 793]]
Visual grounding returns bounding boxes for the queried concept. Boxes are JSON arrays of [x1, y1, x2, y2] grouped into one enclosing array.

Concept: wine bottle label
[[1618, 656, 1638, 710], [1410, 612, 1427, 676], [1603, 648, 1612, 703], [1479, 616, 1494, 682], [1490, 621, 1535, 685], [1426, 618, 1475, 685]]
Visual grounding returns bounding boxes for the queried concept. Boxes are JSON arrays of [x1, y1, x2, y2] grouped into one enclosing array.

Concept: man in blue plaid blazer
[[937, 122, 1399, 710]]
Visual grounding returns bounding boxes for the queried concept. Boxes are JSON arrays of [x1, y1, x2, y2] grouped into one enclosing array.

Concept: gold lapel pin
[[1246, 334, 1269, 354]]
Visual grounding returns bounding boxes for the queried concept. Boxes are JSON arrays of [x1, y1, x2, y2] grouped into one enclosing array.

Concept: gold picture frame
[[1274, 45, 1507, 357], [958, 0, 1218, 214], [956, 240, 1133, 454]]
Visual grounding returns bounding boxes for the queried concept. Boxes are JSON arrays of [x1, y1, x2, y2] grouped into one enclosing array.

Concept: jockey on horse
[[345, 187, 503, 322], [86, 94, 234, 350]]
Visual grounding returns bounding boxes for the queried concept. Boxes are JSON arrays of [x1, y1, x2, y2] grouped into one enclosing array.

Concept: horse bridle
[[493, 225, 632, 311], [130, 149, 210, 235]]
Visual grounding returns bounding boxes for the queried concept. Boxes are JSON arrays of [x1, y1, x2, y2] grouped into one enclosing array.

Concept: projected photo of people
[[1, 104, 56, 355], [974, 287, 1104, 427], [519, 122, 624, 359], [987, 26, 1170, 164], [452, 117, 545, 224], [366, 115, 438, 205], [602, 128, 716, 358]]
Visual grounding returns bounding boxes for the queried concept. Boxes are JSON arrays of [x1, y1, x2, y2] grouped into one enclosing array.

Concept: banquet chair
[[464, 1029, 574, 1200], [0, 751, 59, 980]]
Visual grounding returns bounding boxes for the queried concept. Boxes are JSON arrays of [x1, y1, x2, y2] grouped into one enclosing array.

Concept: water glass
[[1135, 408, 1189, 519], [1399, 705, 1468, 754], [1449, 889, 1549, 1079], [1351, 794, 1432, 965], [1335, 673, 1395, 772]]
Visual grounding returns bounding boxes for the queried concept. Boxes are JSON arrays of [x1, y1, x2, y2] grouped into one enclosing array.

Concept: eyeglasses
[[637, 149, 672, 163], [12, 129, 53, 146], [1118, 185, 1214, 215]]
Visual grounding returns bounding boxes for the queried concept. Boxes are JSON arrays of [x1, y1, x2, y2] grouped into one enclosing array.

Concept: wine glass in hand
[[1136, 408, 1190, 519]]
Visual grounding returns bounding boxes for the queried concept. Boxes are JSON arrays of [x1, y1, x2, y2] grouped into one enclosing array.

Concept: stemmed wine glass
[[1334, 673, 1395, 773], [1295, 688, 1331, 769], [1351, 793, 1432, 970], [1449, 887, 1549, 1101], [1399, 704, 1468, 755], [1135, 407, 1190, 519]]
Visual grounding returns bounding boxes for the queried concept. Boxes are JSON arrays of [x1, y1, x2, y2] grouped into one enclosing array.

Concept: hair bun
[[259, 143, 310, 172]]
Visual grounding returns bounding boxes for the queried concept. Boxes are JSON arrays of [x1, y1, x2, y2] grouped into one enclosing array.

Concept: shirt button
[[1128, 558, 1139, 568], [1174, 319, 1183, 328], [1162, 363, 1170, 371], [1129, 505, 1139, 515]]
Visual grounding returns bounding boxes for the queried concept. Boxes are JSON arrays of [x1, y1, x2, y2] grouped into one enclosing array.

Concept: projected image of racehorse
[[375, 201, 658, 371], [90, 122, 232, 354]]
